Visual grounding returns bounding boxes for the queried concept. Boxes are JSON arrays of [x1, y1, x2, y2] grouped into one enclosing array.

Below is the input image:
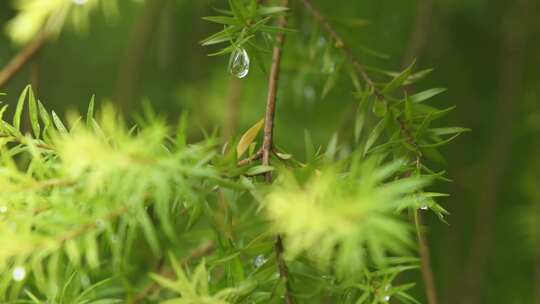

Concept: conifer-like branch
[[298, 0, 377, 95], [299, 1, 438, 303], [0, 32, 47, 88], [261, 0, 294, 303]]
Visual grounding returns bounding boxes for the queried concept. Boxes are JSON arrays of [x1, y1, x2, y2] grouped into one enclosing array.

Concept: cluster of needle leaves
[[0, 84, 428, 303], [0, 0, 469, 303], [201, 0, 292, 72]]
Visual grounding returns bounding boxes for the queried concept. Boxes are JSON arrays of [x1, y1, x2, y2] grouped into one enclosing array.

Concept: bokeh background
[[1, 0, 539, 303]]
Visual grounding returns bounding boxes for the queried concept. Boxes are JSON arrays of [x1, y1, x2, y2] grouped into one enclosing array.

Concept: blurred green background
[[1, 0, 539, 303]]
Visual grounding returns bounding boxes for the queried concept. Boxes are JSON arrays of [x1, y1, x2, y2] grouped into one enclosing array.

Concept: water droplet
[[383, 295, 391, 302], [253, 255, 266, 268], [420, 205, 429, 210], [229, 48, 250, 79], [73, 0, 87, 5], [0, 206, 7, 213], [12, 266, 26, 281]]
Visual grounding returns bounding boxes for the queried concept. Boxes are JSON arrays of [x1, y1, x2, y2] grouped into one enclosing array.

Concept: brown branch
[[28, 178, 74, 192], [261, 10, 287, 174], [299, 0, 378, 96], [0, 32, 47, 89], [0, 134, 53, 150], [238, 148, 263, 166], [415, 210, 438, 304], [300, 1, 438, 303], [261, 1, 294, 303], [396, 116, 422, 157], [1, 206, 129, 263], [400, 3, 436, 302]]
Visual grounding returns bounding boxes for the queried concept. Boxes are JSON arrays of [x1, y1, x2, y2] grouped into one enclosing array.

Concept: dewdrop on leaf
[[228, 48, 250, 79]]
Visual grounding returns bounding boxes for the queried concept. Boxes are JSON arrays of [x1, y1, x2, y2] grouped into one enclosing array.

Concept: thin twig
[[414, 210, 438, 304], [261, 1, 294, 303], [1, 206, 129, 261], [0, 32, 47, 89], [28, 178, 74, 192], [0, 134, 53, 150], [299, 1, 438, 303], [238, 148, 263, 166], [299, 0, 378, 97]]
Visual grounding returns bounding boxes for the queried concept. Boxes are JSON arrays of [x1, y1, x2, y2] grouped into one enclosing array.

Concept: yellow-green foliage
[[0, 88, 222, 276], [265, 157, 427, 277], [6, 0, 118, 44], [150, 254, 254, 304]]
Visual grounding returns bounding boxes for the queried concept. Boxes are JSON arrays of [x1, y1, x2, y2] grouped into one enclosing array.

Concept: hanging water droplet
[[253, 254, 266, 268], [420, 205, 429, 210], [383, 295, 391, 302], [0, 205, 7, 213], [73, 0, 87, 5], [229, 48, 250, 79], [12, 266, 26, 282]]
